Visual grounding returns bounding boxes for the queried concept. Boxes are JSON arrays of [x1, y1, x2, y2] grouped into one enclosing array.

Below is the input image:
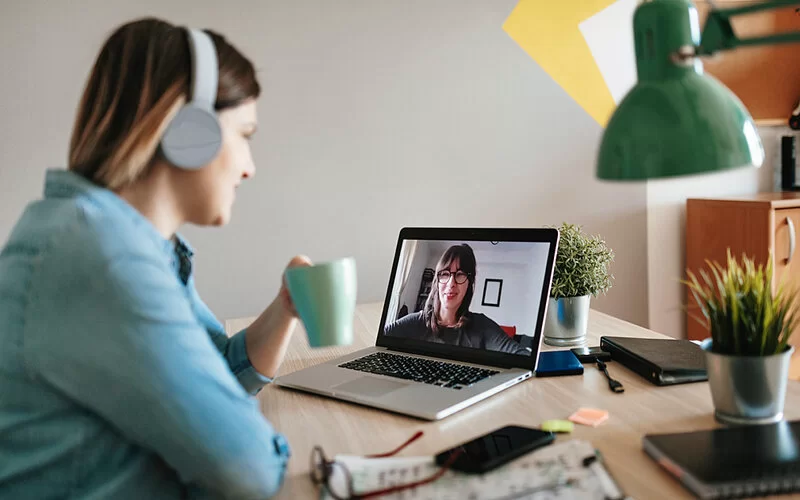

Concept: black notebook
[[643, 420, 800, 499], [599, 336, 707, 386]]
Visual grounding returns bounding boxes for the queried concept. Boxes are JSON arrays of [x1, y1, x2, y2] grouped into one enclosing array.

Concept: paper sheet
[[321, 439, 628, 500], [578, 0, 639, 105]]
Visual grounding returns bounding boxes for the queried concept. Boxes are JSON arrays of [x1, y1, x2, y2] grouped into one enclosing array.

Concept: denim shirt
[[0, 169, 290, 499]]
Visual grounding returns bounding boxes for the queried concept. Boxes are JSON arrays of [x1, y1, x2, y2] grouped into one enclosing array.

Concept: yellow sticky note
[[541, 419, 574, 433]]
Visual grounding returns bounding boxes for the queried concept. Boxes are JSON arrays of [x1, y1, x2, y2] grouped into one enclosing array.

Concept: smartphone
[[570, 346, 612, 363], [434, 425, 555, 474], [535, 350, 584, 377]]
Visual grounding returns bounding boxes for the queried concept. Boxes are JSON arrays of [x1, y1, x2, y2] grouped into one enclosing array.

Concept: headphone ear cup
[[160, 103, 222, 170]]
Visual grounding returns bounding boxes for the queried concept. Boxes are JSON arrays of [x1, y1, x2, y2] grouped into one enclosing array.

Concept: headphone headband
[[185, 28, 218, 110]]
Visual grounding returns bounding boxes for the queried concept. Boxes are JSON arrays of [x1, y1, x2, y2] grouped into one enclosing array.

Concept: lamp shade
[[596, 0, 764, 180]]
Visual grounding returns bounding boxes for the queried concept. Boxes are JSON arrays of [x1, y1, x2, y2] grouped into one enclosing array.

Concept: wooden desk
[[226, 303, 800, 499]]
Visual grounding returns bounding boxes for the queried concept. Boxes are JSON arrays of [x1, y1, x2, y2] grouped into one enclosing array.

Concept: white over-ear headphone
[[159, 28, 222, 170]]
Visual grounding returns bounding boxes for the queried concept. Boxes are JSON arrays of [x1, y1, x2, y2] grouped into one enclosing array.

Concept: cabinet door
[[774, 208, 800, 380], [685, 200, 771, 341], [774, 208, 800, 285]]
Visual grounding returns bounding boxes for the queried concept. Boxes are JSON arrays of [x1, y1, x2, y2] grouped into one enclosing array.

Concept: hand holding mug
[[280, 255, 313, 318], [283, 257, 357, 347]]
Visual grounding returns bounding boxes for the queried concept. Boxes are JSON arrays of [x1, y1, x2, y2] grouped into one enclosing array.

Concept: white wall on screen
[[470, 244, 549, 336], [470, 263, 532, 334]]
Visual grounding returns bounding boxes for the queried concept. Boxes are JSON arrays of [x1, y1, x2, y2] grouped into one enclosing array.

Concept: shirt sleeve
[[383, 311, 426, 338], [24, 247, 290, 499], [478, 316, 530, 355], [187, 281, 273, 396], [222, 328, 274, 395]]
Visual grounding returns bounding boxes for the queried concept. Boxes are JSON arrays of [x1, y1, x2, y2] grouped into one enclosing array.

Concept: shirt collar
[[43, 168, 194, 264]]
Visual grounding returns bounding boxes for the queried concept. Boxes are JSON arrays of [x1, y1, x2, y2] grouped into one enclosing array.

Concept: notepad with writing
[[322, 439, 629, 500], [643, 420, 800, 499], [599, 336, 707, 386]]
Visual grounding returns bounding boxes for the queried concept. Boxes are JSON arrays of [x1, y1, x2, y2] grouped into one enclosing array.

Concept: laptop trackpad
[[332, 377, 409, 398]]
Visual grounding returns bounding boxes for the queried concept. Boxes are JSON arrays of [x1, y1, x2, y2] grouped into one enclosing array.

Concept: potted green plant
[[543, 223, 614, 346], [684, 250, 798, 425]]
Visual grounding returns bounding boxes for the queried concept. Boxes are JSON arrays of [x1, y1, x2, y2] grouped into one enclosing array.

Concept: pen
[[492, 475, 575, 500]]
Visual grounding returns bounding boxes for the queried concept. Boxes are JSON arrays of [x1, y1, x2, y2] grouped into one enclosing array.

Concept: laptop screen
[[377, 228, 558, 370]]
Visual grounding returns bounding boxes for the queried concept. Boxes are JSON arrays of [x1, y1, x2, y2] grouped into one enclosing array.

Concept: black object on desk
[[535, 350, 584, 377], [781, 135, 800, 191], [435, 425, 555, 474], [643, 420, 800, 499], [596, 359, 624, 393], [571, 345, 612, 363], [599, 336, 707, 386]]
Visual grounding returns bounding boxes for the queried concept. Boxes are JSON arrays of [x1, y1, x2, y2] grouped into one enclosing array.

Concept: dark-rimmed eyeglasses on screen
[[436, 270, 470, 285]]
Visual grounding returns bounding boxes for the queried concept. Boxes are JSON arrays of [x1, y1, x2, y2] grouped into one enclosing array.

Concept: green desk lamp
[[597, 0, 800, 180]]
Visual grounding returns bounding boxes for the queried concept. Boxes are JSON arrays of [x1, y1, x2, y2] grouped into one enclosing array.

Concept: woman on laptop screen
[[384, 244, 528, 355]]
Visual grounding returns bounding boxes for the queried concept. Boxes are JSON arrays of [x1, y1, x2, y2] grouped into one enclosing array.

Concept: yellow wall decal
[[503, 0, 619, 127]]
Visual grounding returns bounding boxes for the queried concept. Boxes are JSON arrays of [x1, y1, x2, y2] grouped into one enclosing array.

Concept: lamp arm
[[697, 0, 800, 56]]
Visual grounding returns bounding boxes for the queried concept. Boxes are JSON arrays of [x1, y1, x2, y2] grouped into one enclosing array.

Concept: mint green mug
[[284, 257, 357, 347]]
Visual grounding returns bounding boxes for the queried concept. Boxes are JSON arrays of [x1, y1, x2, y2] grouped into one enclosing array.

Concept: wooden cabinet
[[694, 1, 800, 123], [686, 193, 800, 378]]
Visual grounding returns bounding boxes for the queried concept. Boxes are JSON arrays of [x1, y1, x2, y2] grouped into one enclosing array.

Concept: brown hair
[[68, 17, 260, 189], [424, 244, 477, 334]]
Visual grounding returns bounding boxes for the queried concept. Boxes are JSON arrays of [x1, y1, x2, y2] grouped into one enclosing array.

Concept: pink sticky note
[[568, 408, 609, 427]]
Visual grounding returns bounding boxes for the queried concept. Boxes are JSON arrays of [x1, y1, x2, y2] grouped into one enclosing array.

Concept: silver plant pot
[[543, 295, 590, 347], [701, 338, 794, 426]]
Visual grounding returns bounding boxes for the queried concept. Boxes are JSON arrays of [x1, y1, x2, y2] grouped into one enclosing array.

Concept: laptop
[[275, 227, 559, 420]]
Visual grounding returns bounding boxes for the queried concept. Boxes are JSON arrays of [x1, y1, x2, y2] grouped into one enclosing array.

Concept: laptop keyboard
[[338, 352, 499, 389]]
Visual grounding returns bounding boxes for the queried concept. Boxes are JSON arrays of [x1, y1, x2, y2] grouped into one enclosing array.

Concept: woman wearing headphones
[[0, 18, 305, 499]]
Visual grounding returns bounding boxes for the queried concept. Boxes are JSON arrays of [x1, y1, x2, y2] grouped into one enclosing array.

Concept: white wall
[[0, 0, 649, 326], [646, 125, 790, 338]]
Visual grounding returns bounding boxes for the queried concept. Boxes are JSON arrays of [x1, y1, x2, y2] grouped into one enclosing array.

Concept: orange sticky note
[[568, 408, 609, 427]]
